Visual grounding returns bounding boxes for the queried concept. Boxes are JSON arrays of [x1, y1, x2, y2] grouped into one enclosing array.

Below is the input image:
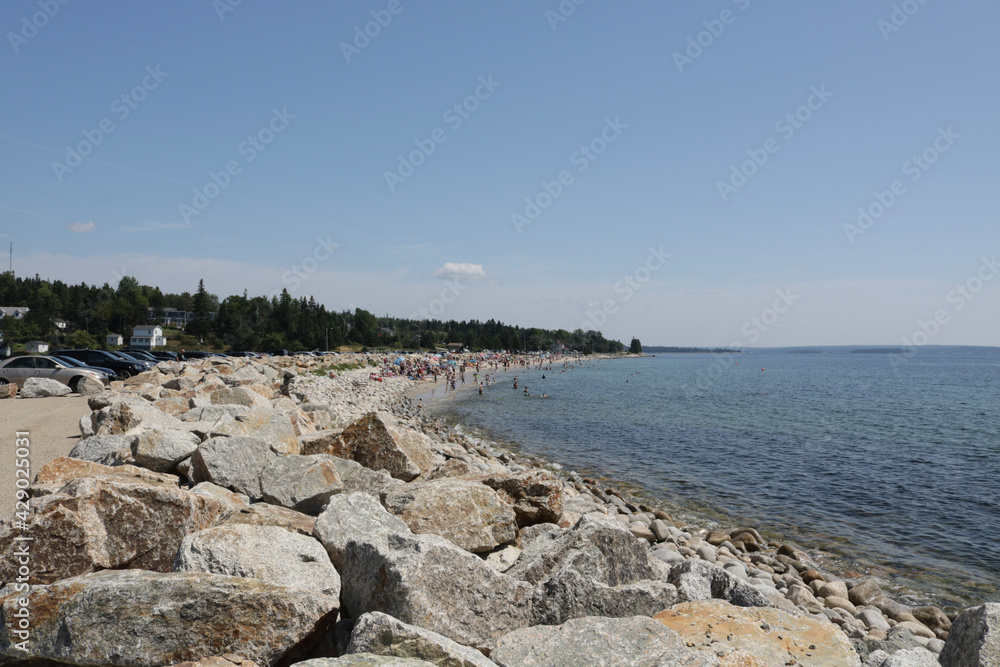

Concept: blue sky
[[2, 1, 998, 347]]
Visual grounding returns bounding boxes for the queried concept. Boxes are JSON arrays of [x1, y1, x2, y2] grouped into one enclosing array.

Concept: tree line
[[0, 273, 624, 354]]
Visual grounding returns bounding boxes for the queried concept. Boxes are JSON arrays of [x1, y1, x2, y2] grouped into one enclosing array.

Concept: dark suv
[[59, 349, 148, 380]]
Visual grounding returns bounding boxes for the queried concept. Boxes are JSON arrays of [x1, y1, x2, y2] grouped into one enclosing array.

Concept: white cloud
[[432, 262, 487, 281], [67, 221, 96, 233]]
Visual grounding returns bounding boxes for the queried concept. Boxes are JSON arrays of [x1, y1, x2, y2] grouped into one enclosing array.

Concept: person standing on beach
[[513, 376, 518, 389]]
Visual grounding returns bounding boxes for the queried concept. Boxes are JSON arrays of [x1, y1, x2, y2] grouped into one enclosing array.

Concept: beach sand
[[0, 396, 89, 518]]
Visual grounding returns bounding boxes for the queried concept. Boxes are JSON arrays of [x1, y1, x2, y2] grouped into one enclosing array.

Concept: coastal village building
[[54, 318, 69, 330], [130, 325, 166, 349], [0, 306, 29, 320], [106, 333, 124, 346], [26, 340, 49, 354]]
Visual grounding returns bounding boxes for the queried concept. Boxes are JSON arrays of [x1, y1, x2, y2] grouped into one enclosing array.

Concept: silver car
[[0, 355, 110, 392]]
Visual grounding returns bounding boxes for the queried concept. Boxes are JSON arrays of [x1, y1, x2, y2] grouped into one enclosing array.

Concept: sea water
[[442, 346, 1000, 611]]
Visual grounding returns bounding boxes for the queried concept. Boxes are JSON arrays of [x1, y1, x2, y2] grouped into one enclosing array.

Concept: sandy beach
[[0, 395, 89, 518]]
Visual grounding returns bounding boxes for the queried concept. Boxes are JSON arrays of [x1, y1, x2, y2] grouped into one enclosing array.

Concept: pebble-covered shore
[[1, 352, 996, 667]]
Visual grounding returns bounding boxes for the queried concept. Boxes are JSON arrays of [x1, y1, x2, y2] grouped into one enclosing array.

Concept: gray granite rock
[[491, 615, 718, 667], [341, 531, 533, 652], [346, 611, 497, 667], [261, 454, 343, 515], [131, 428, 201, 472], [174, 523, 341, 602], [190, 435, 280, 499], [313, 492, 410, 570], [940, 602, 1000, 667]]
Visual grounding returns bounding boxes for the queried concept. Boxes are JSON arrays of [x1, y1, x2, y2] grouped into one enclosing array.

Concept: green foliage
[[0, 274, 625, 354], [629, 337, 642, 354], [64, 329, 100, 349]]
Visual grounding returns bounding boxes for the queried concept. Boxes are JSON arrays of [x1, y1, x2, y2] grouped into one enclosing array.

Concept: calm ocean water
[[441, 346, 1000, 611]]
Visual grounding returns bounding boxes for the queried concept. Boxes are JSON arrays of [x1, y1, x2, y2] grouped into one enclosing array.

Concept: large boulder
[[940, 602, 1000, 667], [175, 524, 341, 602], [19, 377, 71, 398], [0, 477, 230, 584], [211, 386, 273, 409], [329, 455, 399, 498], [654, 599, 860, 667], [381, 479, 516, 553], [313, 492, 410, 570], [68, 434, 135, 465], [261, 455, 343, 515], [30, 456, 179, 496], [667, 558, 772, 607], [190, 436, 281, 499], [480, 470, 563, 527], [94, 397, 187, 436], [76, 375, 106, 396], [0, 569, 337, 666], [491, 615, 717, 667], [346, 611, 497, 667], [335, 412, 444, 481], [223, 502, 317, 536], [131, 428, 202, 472], [506, 513, 679, 624], [341, 531, 533, 652]]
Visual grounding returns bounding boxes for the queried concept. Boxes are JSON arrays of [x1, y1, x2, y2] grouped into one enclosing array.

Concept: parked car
[[121, 349, 161, 363], [147, 350, 179, 362], [108, 351, 155, 370], [265, 349, 290, 357], [179, 350, 213, 361], [58, 349, 148, 379], [52, 355, 117, 381], [225, 351, 260, 358], [0, 355, 109, 391]]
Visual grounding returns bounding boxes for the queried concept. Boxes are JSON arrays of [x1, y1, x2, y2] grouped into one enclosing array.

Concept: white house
[[130, 325, 166, 349], [26, 340, 49, 354], [106, 333, 124, 346], [54, 318, 69, 330], [0, 306, 29, 319]]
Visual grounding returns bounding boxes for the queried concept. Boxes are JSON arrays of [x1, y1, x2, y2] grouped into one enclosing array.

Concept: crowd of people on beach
[[368, 351, 583, 399]]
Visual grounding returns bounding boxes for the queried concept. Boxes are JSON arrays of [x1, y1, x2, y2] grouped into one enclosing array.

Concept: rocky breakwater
[[0, 353, 996, 667]]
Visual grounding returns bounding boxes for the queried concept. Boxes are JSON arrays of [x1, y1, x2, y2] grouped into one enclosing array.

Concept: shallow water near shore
[[437, 346, 1000, 612]]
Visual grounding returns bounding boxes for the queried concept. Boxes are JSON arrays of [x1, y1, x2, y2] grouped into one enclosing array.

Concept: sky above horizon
[[2, 1, 998, 347]]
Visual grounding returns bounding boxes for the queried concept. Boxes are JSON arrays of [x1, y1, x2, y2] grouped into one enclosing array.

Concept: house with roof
[[106, 333, 124, 346], [54, 318, 69, 330], [26, 340, 49, 354], [130, 325, 166, 349], [0, 306, 29, 320]]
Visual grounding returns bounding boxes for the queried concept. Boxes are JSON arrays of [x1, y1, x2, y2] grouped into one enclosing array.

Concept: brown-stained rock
[[654, 599, 861, 667], [381, 479, 516, 553], [222, 502, 317, 536], [335, 411, 444, 481], [480, 470, 563, 527], [0, 569, 336, 667], [31, 456, 180, 492], [0, 476, 231, 584]]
